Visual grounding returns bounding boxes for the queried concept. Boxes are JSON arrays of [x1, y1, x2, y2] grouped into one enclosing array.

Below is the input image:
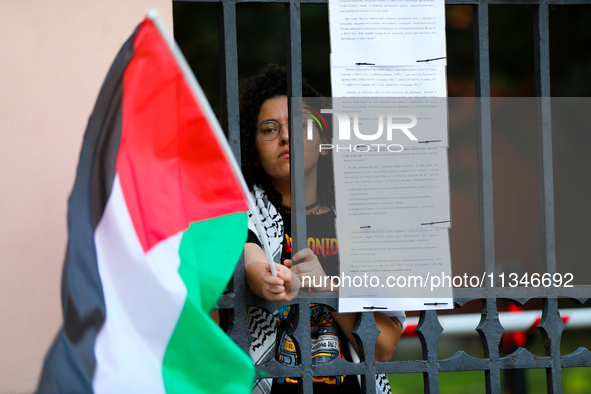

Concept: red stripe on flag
[[118, 20, 247, 252]]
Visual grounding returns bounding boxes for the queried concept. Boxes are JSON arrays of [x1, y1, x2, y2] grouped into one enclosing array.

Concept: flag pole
[[146, 8, 278, 276]]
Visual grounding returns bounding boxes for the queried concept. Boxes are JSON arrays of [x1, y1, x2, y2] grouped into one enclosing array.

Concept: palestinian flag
[[37, 12, 254, 394]]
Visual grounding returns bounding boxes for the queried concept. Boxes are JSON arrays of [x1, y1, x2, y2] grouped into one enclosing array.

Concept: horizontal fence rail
[[173, 0, 591, 392]]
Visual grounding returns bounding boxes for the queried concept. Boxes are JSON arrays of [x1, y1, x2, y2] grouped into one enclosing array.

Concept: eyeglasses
[[256, 120, 313, 141]]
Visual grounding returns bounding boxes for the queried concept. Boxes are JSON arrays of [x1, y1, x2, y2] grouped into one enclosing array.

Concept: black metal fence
[[173, 1, 591, 392]]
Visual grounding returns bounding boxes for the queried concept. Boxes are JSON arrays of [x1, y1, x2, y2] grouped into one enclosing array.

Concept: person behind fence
[[240, 64, 404, 394]]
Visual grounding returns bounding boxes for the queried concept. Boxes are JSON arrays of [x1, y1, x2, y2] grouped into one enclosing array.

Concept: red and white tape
[[401, 308, 591, 337]]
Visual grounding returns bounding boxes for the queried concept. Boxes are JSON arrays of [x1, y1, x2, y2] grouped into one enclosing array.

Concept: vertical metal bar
[[477, 299, 503, 394], [473, 0, 494, 276], [534, 2, 562, 393], [296, 298, 313, 394], [286, 0, 307, 256], [534, 0, 551, 99], [416, 310, 443, 394], [473, 2, 500, 393], [353, 312, 380, 394], [534, 0, 556, 275], [474, 0, 491, 99], [218, 0, 241, 163], [286, 4, 311, 394], [539, 298, 565, 394], [228, 256, 252, 354], [217, 0, 252, 355]]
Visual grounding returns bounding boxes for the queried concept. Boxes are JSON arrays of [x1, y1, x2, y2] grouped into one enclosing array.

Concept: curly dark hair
[[240, 64, 334, 208]]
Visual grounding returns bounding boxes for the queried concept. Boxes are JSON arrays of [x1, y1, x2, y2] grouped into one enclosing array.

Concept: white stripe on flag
[[93, 175, 187, 394]]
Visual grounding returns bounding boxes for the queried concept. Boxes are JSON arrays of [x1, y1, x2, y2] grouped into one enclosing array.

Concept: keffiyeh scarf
[[246, 186, 392, 394]]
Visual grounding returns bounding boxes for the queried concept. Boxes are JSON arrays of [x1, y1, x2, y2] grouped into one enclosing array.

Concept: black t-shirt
[[247, 209, 339, 274], [247, 209, 361, 394]]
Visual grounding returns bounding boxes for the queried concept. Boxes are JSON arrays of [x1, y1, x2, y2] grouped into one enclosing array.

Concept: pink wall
[[0, 2, 172, 392]]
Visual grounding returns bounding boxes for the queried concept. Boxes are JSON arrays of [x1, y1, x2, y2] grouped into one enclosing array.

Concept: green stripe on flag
[[163, 212, 254, 394]]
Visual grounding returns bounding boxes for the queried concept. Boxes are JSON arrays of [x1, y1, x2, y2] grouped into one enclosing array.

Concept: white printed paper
[[329, 0, 446, 66], [331, 64, 447, 97], [328, 97, 449, 146], [325, 0, 453, 312], [333, 146, 451, 230], [336, 227, 453, 312]]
